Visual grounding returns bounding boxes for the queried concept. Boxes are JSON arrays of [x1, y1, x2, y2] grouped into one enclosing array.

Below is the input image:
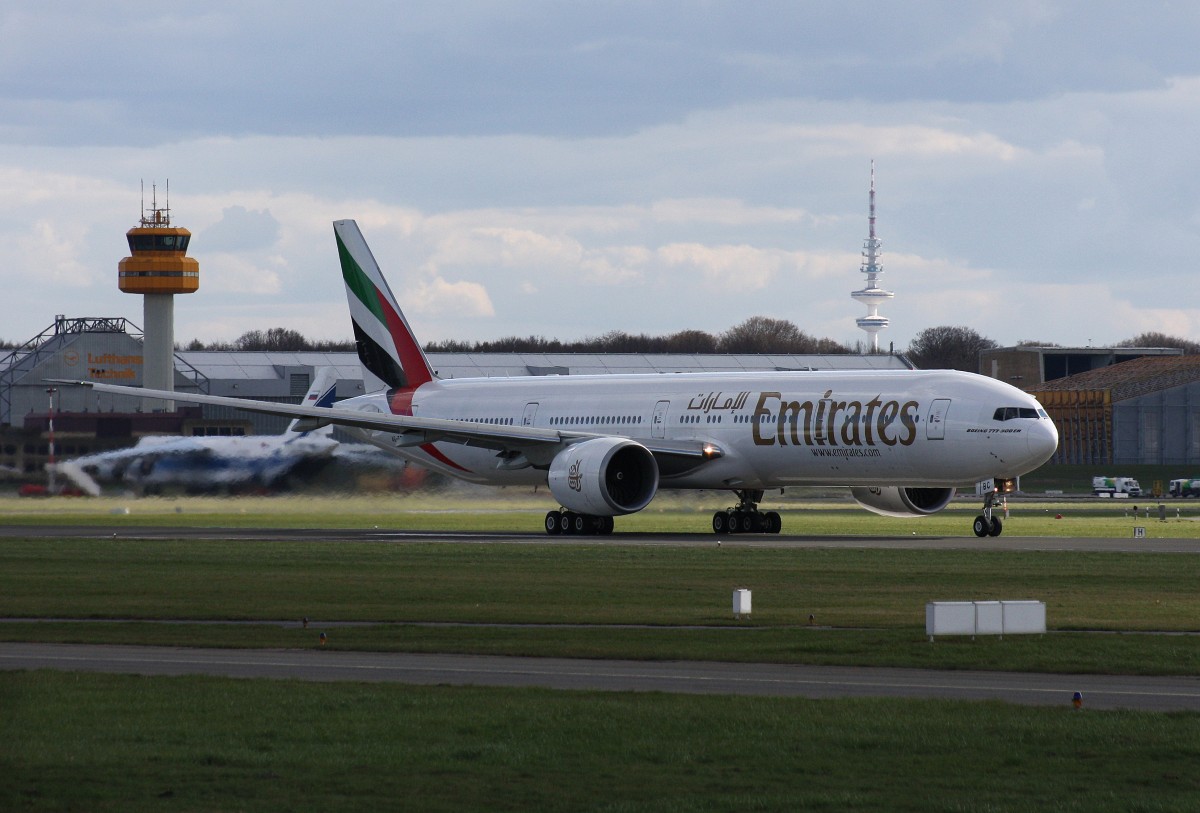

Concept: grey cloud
[[199, 206, 281, 252]]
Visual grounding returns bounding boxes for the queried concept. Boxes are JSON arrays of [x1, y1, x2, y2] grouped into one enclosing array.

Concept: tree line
[[164, 324, 1200, 374]]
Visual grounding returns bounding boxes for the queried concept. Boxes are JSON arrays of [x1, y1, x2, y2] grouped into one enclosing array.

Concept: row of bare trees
[[169, 324, 1200, 373]]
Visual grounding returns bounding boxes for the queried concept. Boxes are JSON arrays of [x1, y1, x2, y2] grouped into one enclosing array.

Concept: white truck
[[1092, 476, 1142, 497], [1169, 478, 1200, 498]]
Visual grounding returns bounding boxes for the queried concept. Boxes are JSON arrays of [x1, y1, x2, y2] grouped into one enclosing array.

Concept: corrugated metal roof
[[1031, 355, 1200, 401]]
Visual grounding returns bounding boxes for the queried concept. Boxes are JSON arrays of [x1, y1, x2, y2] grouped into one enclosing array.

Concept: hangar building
[[1028, 355, 1200, 466], [979, 345, 1182, 387]]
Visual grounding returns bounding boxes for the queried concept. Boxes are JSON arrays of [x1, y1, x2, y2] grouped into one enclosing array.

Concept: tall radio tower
[[851, 161, 894, 352]]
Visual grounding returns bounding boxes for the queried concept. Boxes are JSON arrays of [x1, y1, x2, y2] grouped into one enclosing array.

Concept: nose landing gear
[[973, 488, 1004, 537]]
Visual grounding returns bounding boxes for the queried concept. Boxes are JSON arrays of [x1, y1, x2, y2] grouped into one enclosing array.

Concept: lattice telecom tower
[[117, 183, 199, 409], [851, 161, 893, 351]]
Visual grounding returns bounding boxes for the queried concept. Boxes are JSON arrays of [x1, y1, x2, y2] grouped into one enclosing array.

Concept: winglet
[[334, 220, 436, 394]]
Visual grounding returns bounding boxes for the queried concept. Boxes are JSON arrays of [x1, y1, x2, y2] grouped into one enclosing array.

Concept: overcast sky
[[3, 1, 1199, 352]]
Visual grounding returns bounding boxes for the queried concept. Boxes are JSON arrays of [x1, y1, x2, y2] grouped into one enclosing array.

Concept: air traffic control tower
[[118, 186, 199, 410]]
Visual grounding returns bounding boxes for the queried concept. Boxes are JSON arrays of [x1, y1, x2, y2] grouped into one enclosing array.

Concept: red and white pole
[[46, 387, 56, 494]]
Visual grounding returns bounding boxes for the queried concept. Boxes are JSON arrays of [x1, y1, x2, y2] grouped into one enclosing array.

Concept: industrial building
[[1028, 355, 1200, 466], [979, 345, 1182, 387]]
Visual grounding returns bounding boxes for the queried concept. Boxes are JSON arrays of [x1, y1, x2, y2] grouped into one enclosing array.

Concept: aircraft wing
[[46, 379, 723, 465]]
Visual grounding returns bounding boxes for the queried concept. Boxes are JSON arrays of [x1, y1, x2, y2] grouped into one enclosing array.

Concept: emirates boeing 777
[[53, 220, 1058, 537]]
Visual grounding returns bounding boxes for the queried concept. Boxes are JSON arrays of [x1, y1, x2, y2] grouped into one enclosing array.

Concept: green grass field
[[5, 672, 1200, 813], [3, 493, 1200, 811], [3, 534, 1200, 671], [1, 490, 1198, 537]]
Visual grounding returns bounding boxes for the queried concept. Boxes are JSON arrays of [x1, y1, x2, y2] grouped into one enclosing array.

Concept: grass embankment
[[4, 672, 1200, 813], [3, 538, 1199, 674], [1, 492, 1198, 537]]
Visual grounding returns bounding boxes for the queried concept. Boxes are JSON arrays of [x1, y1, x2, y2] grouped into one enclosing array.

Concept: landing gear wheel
[[712, 490, 783, 535], [974, 486, 1005, 538], [559, 512, 573, 534], [572, 513, 587, 534], [599, 516, 615, 535], [545, 511, 562, 535]]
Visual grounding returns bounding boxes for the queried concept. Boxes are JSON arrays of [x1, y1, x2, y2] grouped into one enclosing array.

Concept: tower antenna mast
[[851, 160, 894, 352]]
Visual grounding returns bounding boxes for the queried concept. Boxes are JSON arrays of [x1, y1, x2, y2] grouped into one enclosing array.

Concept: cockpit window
[[993, 407, 1041, 421]]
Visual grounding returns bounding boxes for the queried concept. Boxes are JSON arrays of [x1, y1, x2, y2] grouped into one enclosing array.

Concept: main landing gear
[[973, 489, 1004, 537], [544, 510, 614, 536], [712, 489, 782, 535]]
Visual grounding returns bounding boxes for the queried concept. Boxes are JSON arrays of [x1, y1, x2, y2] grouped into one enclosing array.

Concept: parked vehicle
[[1092, 476, 1142, 497], [1168, 478, 1200, 498]]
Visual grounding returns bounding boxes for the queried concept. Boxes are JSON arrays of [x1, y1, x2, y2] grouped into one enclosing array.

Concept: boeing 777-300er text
[[52, 220, 1059, 537]]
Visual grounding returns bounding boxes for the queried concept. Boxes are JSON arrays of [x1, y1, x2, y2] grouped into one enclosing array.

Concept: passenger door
[[926, 398, 950, 440], [652, 400, 670, 439]]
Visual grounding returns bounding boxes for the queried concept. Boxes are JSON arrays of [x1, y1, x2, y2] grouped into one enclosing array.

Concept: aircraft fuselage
[[341, 368, 1056, 490]]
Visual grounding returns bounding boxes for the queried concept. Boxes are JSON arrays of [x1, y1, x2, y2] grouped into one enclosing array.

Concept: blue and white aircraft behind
[[53, 220, 1058, 536], [51, 368, 391, 495]]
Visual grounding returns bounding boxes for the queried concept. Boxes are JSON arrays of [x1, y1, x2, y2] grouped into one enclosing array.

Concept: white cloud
[[406, 277, 495, 319], [18, 220, 95, 287], [202, 254, 283, 295], [657, 244, 787, 291]]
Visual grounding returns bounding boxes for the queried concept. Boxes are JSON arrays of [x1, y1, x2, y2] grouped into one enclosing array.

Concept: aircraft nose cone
[[1028, 418, 1059, 467]]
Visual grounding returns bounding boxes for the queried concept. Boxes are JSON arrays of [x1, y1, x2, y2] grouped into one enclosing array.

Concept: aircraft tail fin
[[333, 220, 436, 393], [50, 460, 102, 497], [287, 367, 339, 434]]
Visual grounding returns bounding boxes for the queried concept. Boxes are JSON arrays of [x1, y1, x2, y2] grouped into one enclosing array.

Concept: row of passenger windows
[[455, 412, 908, 428], [737, 413, 904, 425], [680, 414, 724, 424], [551, 416, 643, 426], [453, 416, 647, 427]]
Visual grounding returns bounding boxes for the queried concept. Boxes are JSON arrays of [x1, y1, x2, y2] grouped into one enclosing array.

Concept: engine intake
[[850, 486, 955, 518], [548, 437, 659, 516]]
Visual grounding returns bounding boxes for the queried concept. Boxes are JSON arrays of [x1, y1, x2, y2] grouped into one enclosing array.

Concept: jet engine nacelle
[[548, 437, 659, 516], [850, 486, 955, 518]]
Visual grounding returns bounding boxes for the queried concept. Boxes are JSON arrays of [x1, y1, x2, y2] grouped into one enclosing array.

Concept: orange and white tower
[[118, 184, 199, 409]]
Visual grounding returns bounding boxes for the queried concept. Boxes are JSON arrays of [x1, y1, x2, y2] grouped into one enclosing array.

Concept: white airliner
[[53, 220, 1058, 537], [49, 368, 393, 495]]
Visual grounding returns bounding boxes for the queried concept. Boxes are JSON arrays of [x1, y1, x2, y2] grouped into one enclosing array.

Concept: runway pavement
[[4, 523, 1200, 552], [4, 642, 1200, 711]]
